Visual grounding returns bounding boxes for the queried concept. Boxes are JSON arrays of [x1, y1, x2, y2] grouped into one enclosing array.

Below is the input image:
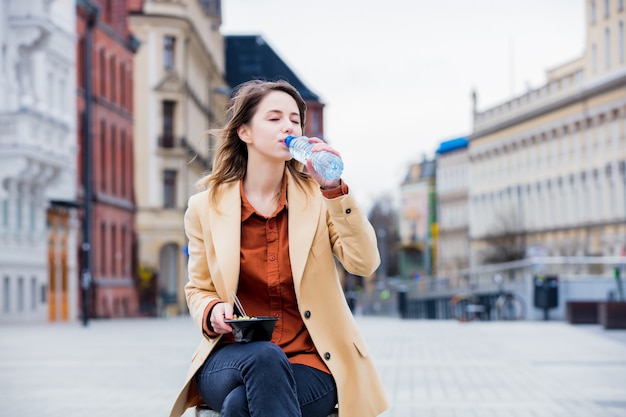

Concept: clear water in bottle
[[285, 136, 344, 180]]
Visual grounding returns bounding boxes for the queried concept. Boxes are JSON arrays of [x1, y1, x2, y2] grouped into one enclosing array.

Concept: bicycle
[[449, 274, 527, 322]]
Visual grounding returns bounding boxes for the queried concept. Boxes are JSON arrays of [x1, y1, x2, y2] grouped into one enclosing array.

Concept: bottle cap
[[284, 136, 296, 146]]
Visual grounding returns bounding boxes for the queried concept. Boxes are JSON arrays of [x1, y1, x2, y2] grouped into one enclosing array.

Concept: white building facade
[[0, 0, 78, 322], [469, 0, 626, 265], [435, 138, 470, 282]]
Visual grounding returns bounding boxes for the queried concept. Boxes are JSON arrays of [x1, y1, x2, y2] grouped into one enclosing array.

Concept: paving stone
[[1, 316, 625, 417]]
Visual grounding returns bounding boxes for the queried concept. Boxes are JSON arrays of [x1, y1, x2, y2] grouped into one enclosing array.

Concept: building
[[0, 0, 78, 322], [77, 0, 140, 319], [128, 0, 228, 316], [225, 35, 325, 140], [468, 0, 626, 266], [397, 156, 437, 282], [435, 137, 470, 284]]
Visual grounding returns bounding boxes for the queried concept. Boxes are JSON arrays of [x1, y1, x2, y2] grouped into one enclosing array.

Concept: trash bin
[[533, 275, 559, 320]]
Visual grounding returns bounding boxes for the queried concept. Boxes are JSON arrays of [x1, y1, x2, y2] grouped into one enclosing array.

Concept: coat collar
[[207, 172, 320, 292]]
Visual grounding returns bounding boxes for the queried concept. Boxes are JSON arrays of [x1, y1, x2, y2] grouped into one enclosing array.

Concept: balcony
[[157, 135, 211, 171]]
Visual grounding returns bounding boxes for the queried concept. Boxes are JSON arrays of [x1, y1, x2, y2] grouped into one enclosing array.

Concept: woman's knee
[[249, 341, 289, 366]]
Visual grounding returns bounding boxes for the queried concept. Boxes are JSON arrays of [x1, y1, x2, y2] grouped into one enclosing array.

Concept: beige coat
[[169, 173, 389, 417]]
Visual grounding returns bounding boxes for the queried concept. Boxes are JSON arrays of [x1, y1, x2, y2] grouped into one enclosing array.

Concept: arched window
[[159, 243, 179, 305]]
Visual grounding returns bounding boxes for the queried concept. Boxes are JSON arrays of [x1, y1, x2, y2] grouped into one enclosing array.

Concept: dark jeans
[[196, 341, 337, 417]]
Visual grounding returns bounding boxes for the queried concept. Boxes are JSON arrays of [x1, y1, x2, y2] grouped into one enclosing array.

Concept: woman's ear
[[237, 126, 251, 143]]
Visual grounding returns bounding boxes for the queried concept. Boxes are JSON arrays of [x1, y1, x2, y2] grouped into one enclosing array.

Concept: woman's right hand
[[210, 302, 234, 334]]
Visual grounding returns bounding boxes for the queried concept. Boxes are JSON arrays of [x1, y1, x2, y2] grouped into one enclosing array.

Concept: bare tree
[[480, 210, 526, 264], [368, 194, 399, 277]]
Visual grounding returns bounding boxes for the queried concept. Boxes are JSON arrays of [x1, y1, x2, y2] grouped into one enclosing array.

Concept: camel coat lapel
[[207, 182, 242, 298]]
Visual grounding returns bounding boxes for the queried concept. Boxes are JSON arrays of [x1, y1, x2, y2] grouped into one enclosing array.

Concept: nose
[[282, 119, 293, 134]]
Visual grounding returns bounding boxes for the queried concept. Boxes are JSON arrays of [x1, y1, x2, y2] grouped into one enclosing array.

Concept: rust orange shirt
[[202, 175, 347, 374]]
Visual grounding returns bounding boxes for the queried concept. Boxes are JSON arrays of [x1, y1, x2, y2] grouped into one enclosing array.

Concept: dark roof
[[435, 137, 468, 154], [225, 35, 320, 101]]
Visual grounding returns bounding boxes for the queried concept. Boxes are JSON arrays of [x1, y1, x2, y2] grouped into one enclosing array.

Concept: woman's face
[[239, 90, 303, 163]]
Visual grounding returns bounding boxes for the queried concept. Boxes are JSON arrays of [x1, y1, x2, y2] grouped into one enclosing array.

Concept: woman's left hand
[[306, 137, 342, 189]]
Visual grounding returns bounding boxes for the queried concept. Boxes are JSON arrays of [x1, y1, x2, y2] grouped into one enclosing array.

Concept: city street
[[1, 315, 625, 417]]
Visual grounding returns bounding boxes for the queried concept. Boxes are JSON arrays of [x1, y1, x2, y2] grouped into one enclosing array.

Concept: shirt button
[[324, 352, 331, 360], [304, 311, 311, 319], [268, 223, 274, 229], [269, 256, 276, 261], [345, 208, 351, 214]]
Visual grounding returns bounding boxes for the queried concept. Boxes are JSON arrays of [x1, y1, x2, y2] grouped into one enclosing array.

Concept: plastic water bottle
[[285, 136, 344, 180]]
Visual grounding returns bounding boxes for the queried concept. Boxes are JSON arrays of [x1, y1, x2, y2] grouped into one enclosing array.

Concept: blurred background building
[[468, 0, 625, 265], [435, 137, 470, 283], [128, 0, 228, 316], [397, 156, 436, 282], [1, 0, 624, 323], [76, 0, 139, 320], [0, 0, 78, 323]]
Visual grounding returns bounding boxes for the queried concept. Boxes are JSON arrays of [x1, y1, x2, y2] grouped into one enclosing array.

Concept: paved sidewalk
[[0, 316, 625, 417]]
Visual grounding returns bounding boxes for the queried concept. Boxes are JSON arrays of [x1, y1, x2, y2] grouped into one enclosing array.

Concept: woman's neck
[[243, 161, 285, 216]]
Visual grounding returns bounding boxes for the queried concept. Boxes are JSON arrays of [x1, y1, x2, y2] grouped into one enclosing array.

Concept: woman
[[169, 80, 388, 417]]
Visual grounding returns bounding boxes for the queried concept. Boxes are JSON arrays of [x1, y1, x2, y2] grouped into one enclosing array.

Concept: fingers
[[305, 160, 341, 189], [210, 302, 233, 334], [310, 142, 341, 158], [307, 137, 342, 158]]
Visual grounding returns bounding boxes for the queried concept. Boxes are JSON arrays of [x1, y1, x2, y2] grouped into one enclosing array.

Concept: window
[[591, 0, 597, 24], [120, 63, 126, 109], [592, 43, 598, 73], [164, 36, 176, 70], [605, 0, 610, 17], [122, 226, 128, 275], [30, 277, 37, 311], [121, 130, 126, 198], [111, 224, 117, 277], [99, 49, 106, 98], [17, 276, 24, 312], [605, 27, 611, 69], [161, 100, 176, 147], [617, 22, 624, 64], [100, 120, 107, 192], [3, 277, 9, 313], [619, 0, 624, 11], [47, 72, 53, 110], [110, 56, 116, 104], [163, 170, 177, 209], [111, 125, 117, 195], [28, 188, 36, 238], [100, 222, 107, 276], [2, 180, 9, 232], [16, 184, 23, 232], [310, 112, 319, 136], [78, 37, 85, 88]]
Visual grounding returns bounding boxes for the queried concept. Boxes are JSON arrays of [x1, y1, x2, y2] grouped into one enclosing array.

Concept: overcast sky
[[220, 0, 585, 211]]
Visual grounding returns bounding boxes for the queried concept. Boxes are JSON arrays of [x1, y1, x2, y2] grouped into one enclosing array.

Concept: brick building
[[77, 0, 140, 319]]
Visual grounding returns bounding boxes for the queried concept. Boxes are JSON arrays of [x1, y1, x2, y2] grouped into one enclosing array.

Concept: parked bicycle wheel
[[495, 293, 526, 320], [450, 295, 480, 322]]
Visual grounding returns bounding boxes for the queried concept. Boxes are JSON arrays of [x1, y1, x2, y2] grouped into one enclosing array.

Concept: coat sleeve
[[183, 193, 221, 333], [323, 190, 381, 277]]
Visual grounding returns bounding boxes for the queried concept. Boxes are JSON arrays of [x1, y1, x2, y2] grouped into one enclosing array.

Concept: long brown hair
[[197, 80, 314, 205]]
